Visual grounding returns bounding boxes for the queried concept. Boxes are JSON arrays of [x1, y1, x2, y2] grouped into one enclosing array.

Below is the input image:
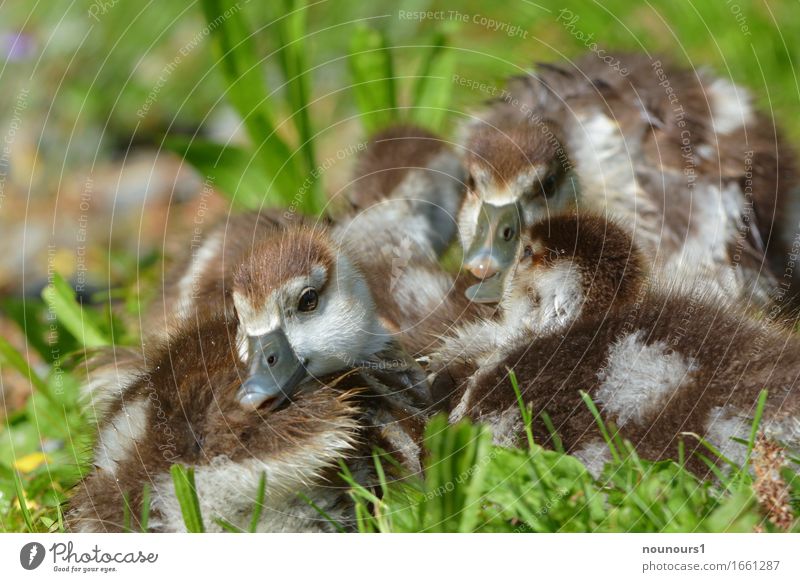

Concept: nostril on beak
[[467, 259, 499, 280], [265, 353, 278, 367]]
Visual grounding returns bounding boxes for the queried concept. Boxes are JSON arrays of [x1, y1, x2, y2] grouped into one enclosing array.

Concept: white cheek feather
[[503, 260, 584, 335], [94, 398, 150, 476], [233, 292, 281, 338], [457, 194, 482, 249], [233, 290, 285, 363], [285, 255, 389, 376], [481, 185, 522, 207], [708, 78, 753, 135], [174, 230, 223, 319], [568, 111, 657, 223], [235, 324, 249, 363], [596, 331, 696, 428], [471, 166, 491, 191], [148, 423, 358, 532]]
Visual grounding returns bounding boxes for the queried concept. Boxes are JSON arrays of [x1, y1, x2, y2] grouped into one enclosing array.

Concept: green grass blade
[[267, 1, 315, 172], [338, 460, 380, 532], [164, 137, 277, 209], [745, 390, 768, 462], [696, 452, 729, 483], [508, 368, 534, 450], [539, 411, 564, 453], [0, 336, 52, 400], [410, 32, 456, 131], [12, 471, 34, 533], [265, 0, 324, 215], [122, 492, 132, 533], [372, 452, 389, 499], [579, 390, 620, 463], [348, 26, 397, 133], [140, 484, 151, 532], [297, 492, 347, 533], [691, 436, 740, 472], [170, 464, 205, 533], [248, 471, 267, 533], [41, 273, 108, 349], [458, 425, 492, 533], [199, 0, 303, 197], [338, 460, 381, 505], [214, 517, 244, 533]]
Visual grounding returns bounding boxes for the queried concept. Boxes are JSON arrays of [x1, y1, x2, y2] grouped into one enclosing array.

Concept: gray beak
[[463, 201, 522, 303], [237, 329, 308, 411], [465, 273, 506, 304]]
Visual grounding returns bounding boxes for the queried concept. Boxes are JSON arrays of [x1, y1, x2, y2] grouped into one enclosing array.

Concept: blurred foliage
[[4, 0, 798, 170]]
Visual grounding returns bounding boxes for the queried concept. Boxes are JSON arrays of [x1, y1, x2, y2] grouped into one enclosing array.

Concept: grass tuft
[[170, 465, 205, 533]]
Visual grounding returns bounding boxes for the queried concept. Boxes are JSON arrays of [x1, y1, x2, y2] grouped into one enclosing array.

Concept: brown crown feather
[[66, 308, 376, 532], [464, 119, 568, 185], [232, 226, 336, 310], [348, 124, 450, 209], [524, 213, 647, 313]]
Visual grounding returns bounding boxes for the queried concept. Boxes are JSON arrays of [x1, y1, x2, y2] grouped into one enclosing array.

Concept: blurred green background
[[1, 0, 799, 532]]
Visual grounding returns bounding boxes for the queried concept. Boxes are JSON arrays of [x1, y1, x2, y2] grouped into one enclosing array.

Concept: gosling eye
[[298, 287, 319, 312], [523, 245, 534, 258], [542, 174, 558, 197]]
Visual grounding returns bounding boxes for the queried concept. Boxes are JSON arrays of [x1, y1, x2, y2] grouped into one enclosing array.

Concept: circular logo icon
[[20, 542, 46, 570]]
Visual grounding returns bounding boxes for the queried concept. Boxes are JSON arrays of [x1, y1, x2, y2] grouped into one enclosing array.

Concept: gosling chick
[[439, 213, 800, 477]]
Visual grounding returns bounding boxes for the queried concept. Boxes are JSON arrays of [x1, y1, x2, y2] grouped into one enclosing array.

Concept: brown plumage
[[348, 125, 458, 208], [218, 126, 485, 411], [67, 308, 425, 532], [342, 125, 466, 256], [438, 213, 800, 477], [522, 214, 646, 315], [459, 51, 800, 308], [229, 222, 486, 412], [231, 226, 335, 312], [462, 120, 570, 189], [149, 124, 471, 342], [144, 209, 315, 337]]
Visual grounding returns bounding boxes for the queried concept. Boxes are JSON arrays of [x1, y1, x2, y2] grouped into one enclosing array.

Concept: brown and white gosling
[[457, 51, 800, 307], [67, 307, 425, 532], [436, 212, 800, 477], [229, 221, 480, 411], [149, 125, 473, 342]]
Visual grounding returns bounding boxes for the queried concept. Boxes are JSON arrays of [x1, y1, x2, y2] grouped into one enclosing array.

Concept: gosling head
[[232, 228, 389, 410], [499, 213, 646, 335], [459, 119, 577, 303]]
